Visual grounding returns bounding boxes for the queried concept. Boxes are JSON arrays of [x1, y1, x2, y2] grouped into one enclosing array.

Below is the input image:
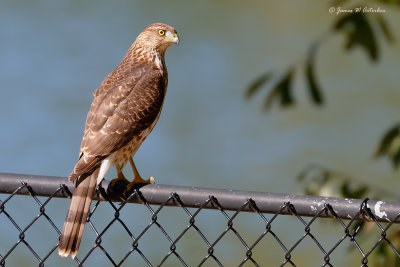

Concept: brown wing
[[69, 64, 166, 182]]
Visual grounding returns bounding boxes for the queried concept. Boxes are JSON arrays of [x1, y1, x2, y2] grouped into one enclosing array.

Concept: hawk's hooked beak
[[166, 31, 179, 45]]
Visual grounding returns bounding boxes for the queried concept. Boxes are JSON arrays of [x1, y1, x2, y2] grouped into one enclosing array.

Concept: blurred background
[[0, 0, 399, 266]]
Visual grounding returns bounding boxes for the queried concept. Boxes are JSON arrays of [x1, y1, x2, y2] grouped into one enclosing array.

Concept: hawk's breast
[[111, 110, 161, 167]]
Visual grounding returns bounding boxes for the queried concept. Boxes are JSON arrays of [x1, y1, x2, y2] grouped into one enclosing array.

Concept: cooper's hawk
[[58, 23, 179, 258]]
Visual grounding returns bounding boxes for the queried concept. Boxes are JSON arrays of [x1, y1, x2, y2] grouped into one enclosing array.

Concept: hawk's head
[[136, 23, 179, 54]]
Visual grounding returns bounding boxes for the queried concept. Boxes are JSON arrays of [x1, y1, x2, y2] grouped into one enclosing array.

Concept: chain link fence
[[1, 172, 400, 266]]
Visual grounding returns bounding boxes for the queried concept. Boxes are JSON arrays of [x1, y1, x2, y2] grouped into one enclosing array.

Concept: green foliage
[[246, 69, 297, 110], [334, 12, 394, 61], [375, 124, 400, 168], [368, 228, 400, 266], [246, 5, 395, 110], [264, 70, 295, 110], [340, 181, 369, 199], [335, 12, 378, 61], [245, 72, 273, 99], [245, 2, 400, 263], [305, 45, 324, 105], [298, 164, 372, 199], [297, 164, 400, 265], [246, 1, 399, 175]]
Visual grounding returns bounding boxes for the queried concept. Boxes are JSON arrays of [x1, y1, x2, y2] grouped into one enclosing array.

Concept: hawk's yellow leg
[[126, 157, 154, 191], [110, 163, 129, 187]]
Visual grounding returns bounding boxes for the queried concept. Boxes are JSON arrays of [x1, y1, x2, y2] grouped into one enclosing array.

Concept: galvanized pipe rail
[[0, 172, 399, 223]]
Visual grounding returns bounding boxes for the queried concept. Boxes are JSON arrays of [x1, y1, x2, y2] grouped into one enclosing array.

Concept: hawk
[[58, 23, 179, 258]]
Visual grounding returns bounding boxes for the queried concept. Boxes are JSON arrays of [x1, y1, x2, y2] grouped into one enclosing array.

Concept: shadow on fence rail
[[0, 172, 400, 266]]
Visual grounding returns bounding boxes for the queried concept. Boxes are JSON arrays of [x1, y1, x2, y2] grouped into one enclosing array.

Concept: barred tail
[[58, 170, 98, 258]]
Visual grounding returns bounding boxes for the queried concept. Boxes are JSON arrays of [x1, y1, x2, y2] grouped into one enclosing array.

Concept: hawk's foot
[[126, 176, 155, 192], [110, 172, 129, 188]]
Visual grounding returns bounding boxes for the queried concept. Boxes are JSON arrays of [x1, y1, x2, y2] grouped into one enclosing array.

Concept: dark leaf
[[375, 124, 400, 157], [297, 164, 329, 182], [375, 14, 394, 42], [347, 221, 364, 250], [297, 169, 306, 182], [340, 181, 368, 199], [264, 70, 294, 110], [350, 220, 364, 234], [245, 72, 273, 98], [393, 149, 400, 169], [376, 241, 387, 256], [335, 12, 379, 61], [305, 46, 324, 105]]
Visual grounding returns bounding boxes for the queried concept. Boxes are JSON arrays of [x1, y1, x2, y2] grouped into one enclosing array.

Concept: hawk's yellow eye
[[158, 29, 165, 36]]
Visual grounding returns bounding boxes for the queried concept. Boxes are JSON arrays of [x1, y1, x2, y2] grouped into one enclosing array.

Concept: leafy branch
[[246, 2, 400, 169], [375, 123, 400, 168], [298, 164, 400, 200], [245, 3, 400, 263], [298, 163, 400, 266], [246, 7, 394, 109]]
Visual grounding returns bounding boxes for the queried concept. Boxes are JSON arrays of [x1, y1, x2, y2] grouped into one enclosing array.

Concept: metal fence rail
[[1, 172, 400, 266]]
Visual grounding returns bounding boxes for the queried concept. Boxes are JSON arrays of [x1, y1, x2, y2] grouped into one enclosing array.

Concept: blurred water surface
[[0, 1, 399, 266]]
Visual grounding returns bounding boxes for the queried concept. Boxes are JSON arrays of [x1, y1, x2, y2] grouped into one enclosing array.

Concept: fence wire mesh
[[1, 172, 400, 266]]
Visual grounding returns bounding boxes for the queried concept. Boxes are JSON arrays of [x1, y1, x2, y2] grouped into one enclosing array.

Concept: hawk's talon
[[110, 172, 129, 188], [108, 170, 130, 198], [126, 176, 155, 192]]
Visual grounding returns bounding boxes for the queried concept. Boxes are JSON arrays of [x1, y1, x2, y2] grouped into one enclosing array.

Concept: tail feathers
[[58, 170, 98, 258], [68, 154, 105, 182]]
